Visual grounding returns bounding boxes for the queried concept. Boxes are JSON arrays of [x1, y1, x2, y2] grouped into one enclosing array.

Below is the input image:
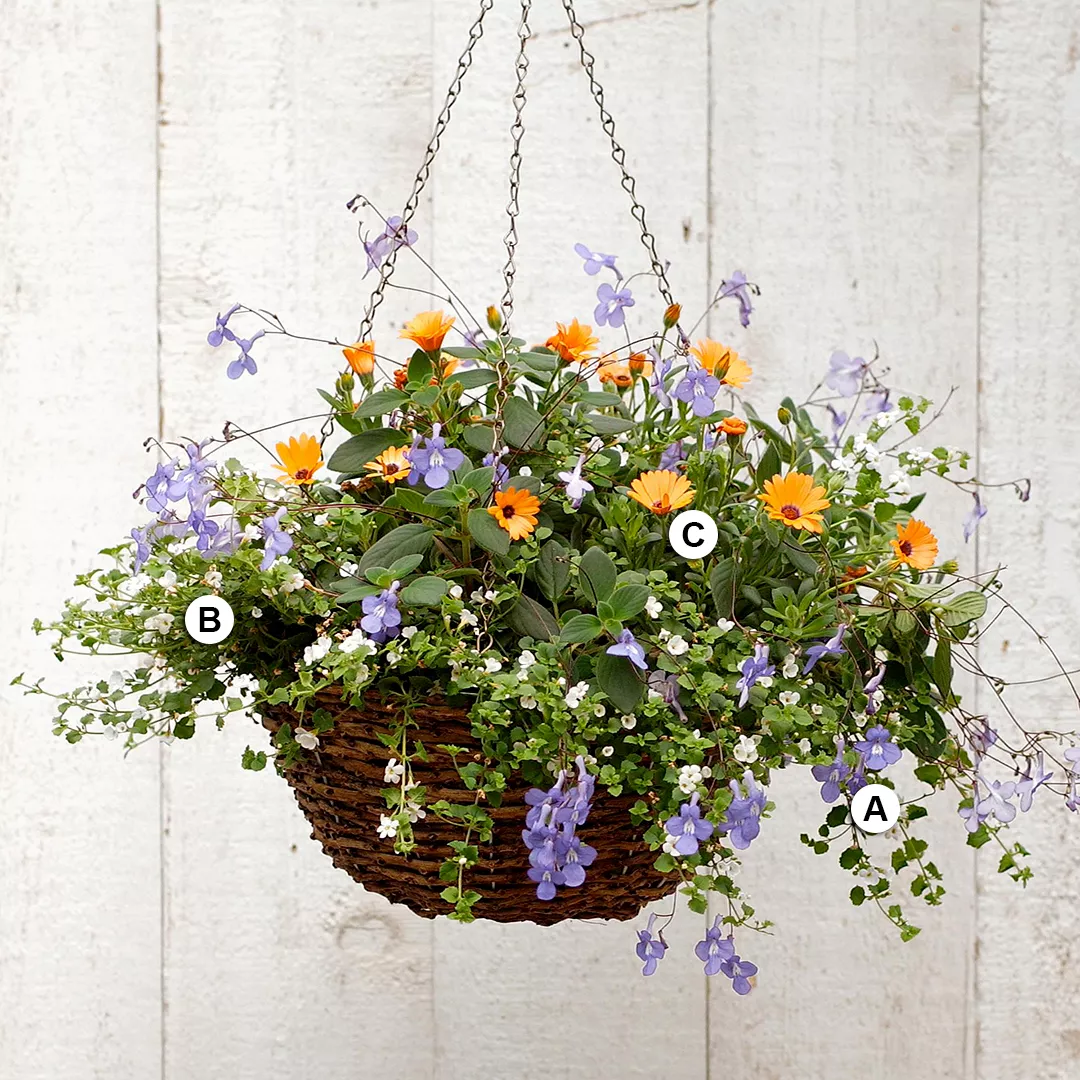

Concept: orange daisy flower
[[364, 445, 411, 484], [718, 416, 748, 436], [342, 339, 376, 376], [627, 470, 696, 516], [598, 361, 634, 389], [758, 472, 830, 533], [545, 319, 599, 363], [400, 310, 456, 353], [275, 434, 324, 486], [487, 486, 541, 541], [690, 339, 752, 388], [891, 519, 938, 570]]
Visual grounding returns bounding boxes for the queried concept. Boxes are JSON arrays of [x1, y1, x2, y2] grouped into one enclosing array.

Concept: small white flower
[[588, 436, 604, 452], [857, 867, 883, 886], [470, 589, 486, 604], [781, 654, 800, 680], [658, 628, 671, 642], [518, 650, 537, 670], [779, 690, 801, 707], [404, 799, 426, 823], [313, 513, 330, 527], [401, 626, 418, 640], [645, 595, 663, 619], [716, 618, 735, 634], [710, 852, 741, 877], [757, 675, 773, 689], [160, 570, 178, 592], [483, 657, 503, 674], [377, 814, 399, 839], [339, 629, 375, 655], [484, 589, 497, 601], [601, 745, 615, 757], [519, 466, 532, 476], [662, 834, 683, 857], [384, 759, 406, 784], [295, 727, 319, 750], [251, 607, 263, 618], [385, 650, 402, 665], [144, 612, 175, 635], [449, 584, 464, 600], [666, 635, 689, 657], [733, 734, 760, 764], [593, 704, 606, 718], [302, 637, 333, 667], [339, 561, 359, 578], [280, 570, 306, 593], [678, 763, 704, 794], [459, 609, 479, 628], [103, 725, 120, 741], [620, 714, 637, 730], [203, 569, 223, 589], [520, 695, 538, 710], [565, 681, 590, 709], [810, 704, 824, 716], [797, 738, 812, 755], [242, 522, 262, 542]]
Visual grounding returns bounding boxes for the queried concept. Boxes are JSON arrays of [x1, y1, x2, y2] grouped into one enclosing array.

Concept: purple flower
[[528, 865, 565, 901], [969, 719, 998, 761], [635, 913, 667, 976], [963, 493, 988, 543], [695, 915, 736, 976], [574, 242, 619, 278], [717, 271, 755, 328], [206, 515, 242, 558], [811, 739, 852, 804], [362, 215, 417, 277], [825, 351, 868, 397], [482, 450, 510, 490], [719, 950, 758, 995], [405, 423, 465, 490], [802, 624, 846, 675], [130, 525, 152, 571], [647, 350, 673, 410], [144, 462, 177, 515], [361, 582, 402, 640], [735, 643, 774, 708], [647, 670, 688, 722], [854, 725, 901, 772], [826, 405, 847, 448], [227, 330, 264, 380], [1065, 748, 1080, 812], [558, 829, 597, 887], [718, 770, 766, 850], [188, 509, 220, 553], [958, 781, 988, 833], [207, 303, 240, 347], [861, 389, 893, 420], [976, 778, 1017, 824], [607, 628, 648, 671], [259, 509, 292, 571], [847, 756, 868, 797], [658, 440, 686, 472], [674, 366, 722, 419], [557, 453, 594, 508], [664, 792, 715, 856], [594, 282, 635, 329], [523, 757, 596, 899], [168, 441, 214, 511], [1017, 752, 1052, 812], [863, 663, 886, 715]]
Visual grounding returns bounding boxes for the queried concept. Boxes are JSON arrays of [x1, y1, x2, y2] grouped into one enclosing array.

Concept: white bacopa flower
[[470, 589, 486, 604], [733, 734, 760, 764], [593, 704, 606, 718], [203, 568, 223, 589], [601, 745, 615, 757], [280, 570, 306, 593], [565, 681, 590, 709], [797, 738, 812, 755], [518, 650, 536, 670], [716, 618, 736, 634], [385, 650, 402, 665], [710, 852, 741, 878], [144, 612, 175, 634], [302, 637, 332, 667], [483, 657, 503, 674], [620, 714, 637, 730], [658, 627, 671, 642], [518, 466, 532, 476], [384, 758, 406, 784], [106, 670, 128, 692], [678, 763, 704, 794], [242, 522, 262, 541], [587, 436, 604, 452], [448, 584, 463, 600], [458, 609, 479, 628], [662, 834, 682, 857], [251, 607, 263, 618], [339, 629, 375, 655], [401, 626, 418, 640], [313, 513, 330, 527], [779, 690, 801, 706], [376, 814, 399, 839], [666, 635, 689, 657], [484, 589, 497, 601], [404, 799, 426, 823], [781, 655, 800, 679], [339, 561, 359, 578], [295, 727, 319, 750], [857, 867, 883, 885], [645, 595, 663, 619], [103, 725, 120, 741], [160, 570, 178, 592], [757, 675, 774, 689], [520, 695, 538, 710], [810, 703, 824, 716]]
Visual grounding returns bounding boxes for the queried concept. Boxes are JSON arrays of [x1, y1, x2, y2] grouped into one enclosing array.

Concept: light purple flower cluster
[[206, 304, 265, 379], [635, 913, 667, 976], [575, 241, 635, 330], [658, 440, 686, 472], [825, 350, 869, 397], [406, 424, 465, 490], [664, 791, 714, 855], [735, 643, 774, 708], [648, 351, 674, 410], [802, 624, 846, 674], [854, 725, 901, 771], [360, 581, 402, 643], [674, 365, 721, 418], [607, 628, 648, 670], [716, 271, 756, 328], [483, 450, 510, 490], [259, 509, 292, 571], [637, 912, 759, 993], [522, 757, 598, 901], [557, 453, 594, 508], [718, 770, 766, 850], [647, 670, 688, 722], [361, 215, 417, 277]]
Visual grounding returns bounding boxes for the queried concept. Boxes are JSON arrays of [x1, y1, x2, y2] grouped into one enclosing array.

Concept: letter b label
[[184, 595, 234, 645]]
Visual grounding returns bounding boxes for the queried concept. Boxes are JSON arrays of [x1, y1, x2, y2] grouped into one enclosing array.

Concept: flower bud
[[337, 371, 355, 394], [628, 352, 648, 373], [941, 559, 959, 575], [663, 303, 682, 329], [486, 305, 503, 332], [777, 406, 792, 425]]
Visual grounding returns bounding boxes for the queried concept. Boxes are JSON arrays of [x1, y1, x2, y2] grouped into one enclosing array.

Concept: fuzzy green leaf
[[466, 507, 510, 556]]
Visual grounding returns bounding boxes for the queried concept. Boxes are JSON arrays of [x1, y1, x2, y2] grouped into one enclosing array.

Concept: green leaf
[[388, 554, 424, 577], [559, 614, 604, 644], [326, 429, 403, 474], [357, 524, 434, 574], [578, 547, 617, 604], [535, 539, 570, 602], [932, 636, 953, 702], [839, 846, 861, 870], [781, 541, 819, 577], [894, 607, 918, 634], [241, 747, 268, 771], [578, 391, 625, 408], [517, 351, 559, 372], [466, 507, 510, 556], [441, 346, 484, 360], [595, 653, 645, 713], [460, 466, 495, 495], [463, 424, 495, 453], [506, 473, 542, 494], [503, 397, 545, 449], [585, 413, 636, 435], [756, 442, 782, 486], [940, 591, 987, 626], [411, 385, 441, 408], [401, 576, 450, 606], [353, 388, 410, 418], [335, 584, 381, 605], [709, 558, 736, 618], [850, 886, 866, 907], [505, 595, 559, 641], [606, 585, 650, 621], [407, 348, 433, 385], [448, 368, 498, 390], [423, 488, 463, 507]]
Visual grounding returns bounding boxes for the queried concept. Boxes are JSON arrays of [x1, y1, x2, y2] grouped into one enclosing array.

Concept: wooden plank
[[707, 3, 981, 1076], [0, 2, 162, 1077], [428, 3, 710, 1077], [977, 2, 1080, 1075], [156, 3, 437, 1077]]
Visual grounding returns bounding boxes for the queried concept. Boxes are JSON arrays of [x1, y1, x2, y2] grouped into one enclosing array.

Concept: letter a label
[[850, 784, 901, 835]]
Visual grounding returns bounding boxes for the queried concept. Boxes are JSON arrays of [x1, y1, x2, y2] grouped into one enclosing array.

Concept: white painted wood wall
[[2, 0, 1078, 1076]]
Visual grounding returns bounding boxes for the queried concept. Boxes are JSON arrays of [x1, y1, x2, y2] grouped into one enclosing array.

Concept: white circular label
[[668, 510, 719, 560], [850, 783, 901, 835], [183, 595, 234, 645]]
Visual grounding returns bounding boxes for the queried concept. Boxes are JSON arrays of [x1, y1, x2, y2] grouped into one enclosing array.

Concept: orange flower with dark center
[[891, 519, 938, 570], [627, 470, 696, 516], [758, 472, 830, 533], [690, 339, 752, 388], [342, 339, 376, 376], [545, 319, 599, 363], [364, 445, 411, 484], [393, 368, 408, 390], [401, 310, 456, 353], [487, 487, 541, 541], [718, 416, 748, 436], [599, 361, 634, 389], [275, 434, 324, 486]]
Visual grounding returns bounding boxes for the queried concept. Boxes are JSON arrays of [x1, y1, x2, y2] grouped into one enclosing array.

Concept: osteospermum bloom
[[690, 339, 752, 388], [598, 360, 634, 389], [758, 472, 830, 533], [275, 434, 324, 486], [545, 318, 599, 363], [487, 486, 541, 541], [400, 309, 455, 353], [364, 446, 411, 484], [718, 416, 748, 436], [342, 339, 376, 376], [627, 470, 695, 516], [891, 518, 938, 570]]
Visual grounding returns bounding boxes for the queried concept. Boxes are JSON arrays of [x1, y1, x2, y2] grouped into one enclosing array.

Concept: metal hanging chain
[[499, 0, 532, 331], [355, 0, 495, 344], [560, 0, 679, 319]]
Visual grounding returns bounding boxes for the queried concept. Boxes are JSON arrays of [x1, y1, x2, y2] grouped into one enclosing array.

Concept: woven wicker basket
[[262, 687, 676, 924]]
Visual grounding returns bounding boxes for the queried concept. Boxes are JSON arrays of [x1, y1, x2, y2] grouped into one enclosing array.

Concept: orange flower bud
[[718, 416, 748, 436], [663, 303, 682, 329], [486, 305, 503, 332]]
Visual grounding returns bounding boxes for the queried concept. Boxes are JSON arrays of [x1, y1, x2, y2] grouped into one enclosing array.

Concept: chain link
[[499, 0, 531, 331], [560, 0, 682, 335], [355, 0, 495, 343]]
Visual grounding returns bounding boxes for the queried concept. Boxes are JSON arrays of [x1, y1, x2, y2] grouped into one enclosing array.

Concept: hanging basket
[[262, 687, 675, 924]]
